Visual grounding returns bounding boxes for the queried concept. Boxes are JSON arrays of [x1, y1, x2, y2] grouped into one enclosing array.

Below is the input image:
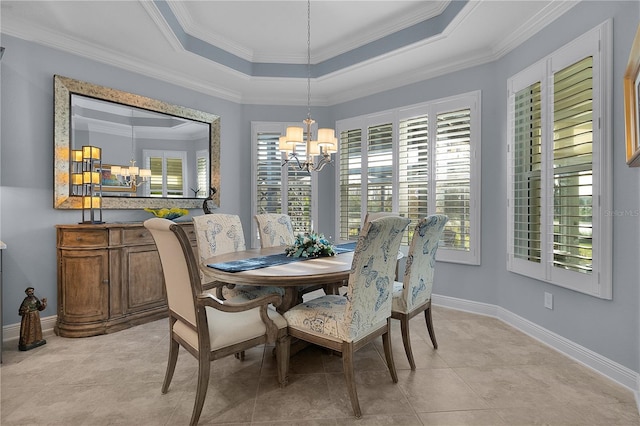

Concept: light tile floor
[[1, 306, 638, 425]]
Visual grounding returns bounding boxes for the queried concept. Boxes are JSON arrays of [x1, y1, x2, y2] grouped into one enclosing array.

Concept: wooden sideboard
[[55, 222, 196, 337]]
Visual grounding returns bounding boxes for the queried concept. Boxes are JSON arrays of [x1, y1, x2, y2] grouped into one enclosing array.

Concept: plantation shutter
[[399, 115, 429, 244], [367, 123, 393, 213], [146, 152, 185, 197], [435, 109, 471, 251], [339, 128, 362, 240], [196, 152, 208, 198], [165, 157, 184, 197], [149, 157, 163, 197], [255, 131, 312, 234], [552, 56, 593, 275], [288, 139, 312, 233], [256, 132, 283, 215], [513, 82, 543, 263]]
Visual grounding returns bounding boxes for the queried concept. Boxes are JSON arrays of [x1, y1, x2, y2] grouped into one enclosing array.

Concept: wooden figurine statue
[[202, 186, 217, 214], [18, 287, 47, 351]]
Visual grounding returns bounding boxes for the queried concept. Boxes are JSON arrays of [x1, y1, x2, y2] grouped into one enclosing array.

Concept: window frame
[[335, 91, 481, 265], [506, 21, 612, 299], [251, 121, 319, 248], [142, 149, 188, 198]]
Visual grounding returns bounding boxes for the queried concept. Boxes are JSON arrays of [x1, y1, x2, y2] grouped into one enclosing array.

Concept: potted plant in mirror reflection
[[285, 232, 336, 258]]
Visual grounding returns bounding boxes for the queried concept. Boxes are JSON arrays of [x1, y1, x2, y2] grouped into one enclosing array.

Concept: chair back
[[193, 214, 246, 260], [343, 215, 410, 341], [399, 215, 448, 312], [254, 213, 295, 248], [144, 218, 201, 328]]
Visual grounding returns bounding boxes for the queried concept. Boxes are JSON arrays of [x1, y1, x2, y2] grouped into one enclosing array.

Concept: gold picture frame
[[624, 25, 640, 167], [99, 165, 136, 193]]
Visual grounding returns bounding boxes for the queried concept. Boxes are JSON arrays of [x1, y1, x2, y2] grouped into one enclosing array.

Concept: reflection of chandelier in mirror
[[279, 0, 337, 173], [109, 115, 151, 191], [109, 160, 151, 191]]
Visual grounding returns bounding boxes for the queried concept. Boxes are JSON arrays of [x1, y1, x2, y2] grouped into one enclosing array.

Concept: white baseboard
[[2, 315, 57, 344], [432, 294, 640, 410]]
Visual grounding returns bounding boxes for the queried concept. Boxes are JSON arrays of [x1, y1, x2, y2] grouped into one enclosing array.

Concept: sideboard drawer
[[59, 230, 108, 248], [122, 228, 155, 245]]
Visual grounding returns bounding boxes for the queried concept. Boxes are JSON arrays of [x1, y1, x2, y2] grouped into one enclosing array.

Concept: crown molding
[[163, 0, 450, 64], [492, 0, 580, 58]]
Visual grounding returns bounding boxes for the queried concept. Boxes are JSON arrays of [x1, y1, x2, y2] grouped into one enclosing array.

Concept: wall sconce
[[72, 145, 103, 224]]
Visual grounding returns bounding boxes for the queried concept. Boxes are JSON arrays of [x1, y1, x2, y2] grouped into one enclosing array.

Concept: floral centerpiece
[[285, 232, 336, 258], [144, 207, 189, 220]]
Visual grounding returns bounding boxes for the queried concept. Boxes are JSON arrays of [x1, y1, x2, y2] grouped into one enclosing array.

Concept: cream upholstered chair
[[144, 218, 290, 426], [254, 213, 295, 248], [193, 214, 284, 301], [284, 216, 410, 418], [391, 214, 448, 370]]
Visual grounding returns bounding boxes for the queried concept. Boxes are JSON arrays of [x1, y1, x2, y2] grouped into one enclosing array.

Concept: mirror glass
[[54, 75, 220, 210]]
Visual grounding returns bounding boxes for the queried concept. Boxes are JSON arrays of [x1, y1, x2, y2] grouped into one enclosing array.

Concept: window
[[507, 21, 612, 298], [196, 149, 208, 199], [142, 150, 188, 198], [251, 122, 318, 248], [337, 92, 481, 265]]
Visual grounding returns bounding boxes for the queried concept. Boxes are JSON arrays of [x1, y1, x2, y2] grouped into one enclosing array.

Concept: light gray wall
[[330, 1, 640, 372], [0, 34, 245, 329], [0, 1, 638, 376]]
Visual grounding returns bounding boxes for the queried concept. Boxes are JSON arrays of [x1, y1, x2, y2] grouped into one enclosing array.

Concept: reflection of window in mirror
[[143, 150, 187, 198], [196, 149, 209, 198]]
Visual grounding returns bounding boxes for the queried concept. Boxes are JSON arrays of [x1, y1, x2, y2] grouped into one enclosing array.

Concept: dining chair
[[283, 215, 411, 418], [254, 213, 295, 248], [363, 211, 402, 282], [193, 214, 284, 301], [144, 218, 290, 426], [391, 214, 448, 370], [363, 211, 398, 224], [254, 213, 332, 299]]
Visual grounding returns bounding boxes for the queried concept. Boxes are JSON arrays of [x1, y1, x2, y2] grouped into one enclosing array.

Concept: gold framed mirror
[[54, 75, 220, 209]]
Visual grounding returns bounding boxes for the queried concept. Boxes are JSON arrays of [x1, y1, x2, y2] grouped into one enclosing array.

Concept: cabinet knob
[[76, 237, 83, 241], [102, 279, 109, 284]]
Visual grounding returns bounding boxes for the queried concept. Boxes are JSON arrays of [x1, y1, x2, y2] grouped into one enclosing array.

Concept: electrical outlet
[[544, 292, 553, 309]]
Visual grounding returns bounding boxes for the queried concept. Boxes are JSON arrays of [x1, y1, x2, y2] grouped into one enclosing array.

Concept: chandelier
[[109, 116, 151, 191], [279, 0, 337, 173]]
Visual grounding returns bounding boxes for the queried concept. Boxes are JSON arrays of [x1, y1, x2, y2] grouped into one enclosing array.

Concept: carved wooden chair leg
[[399, 314, 416, 370], [162, 337, 180, 393], [342, 341, 361, 418], [424, 303, 438, 349], [191, 356, 211, 426], [382, 320, 399, 382]]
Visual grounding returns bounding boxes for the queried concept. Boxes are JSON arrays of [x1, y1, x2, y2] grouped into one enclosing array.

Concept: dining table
[[200, 244, 356, 313]]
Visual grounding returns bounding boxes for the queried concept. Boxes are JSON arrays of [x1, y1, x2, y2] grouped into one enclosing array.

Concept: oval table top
[[201, 246, 354, 287]]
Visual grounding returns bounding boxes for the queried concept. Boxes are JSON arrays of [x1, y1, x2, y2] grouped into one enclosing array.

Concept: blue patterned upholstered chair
[[391, 215, 448, 370], [144, 218, 289, 426], [254, 213, 331, 299], [283, 216, 411, 418], [254, 213, 295, 248], [193, 214, 284, 301]]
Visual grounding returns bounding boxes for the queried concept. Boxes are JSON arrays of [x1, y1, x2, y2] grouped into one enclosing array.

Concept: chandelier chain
[[306, 0, 311, 120]]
